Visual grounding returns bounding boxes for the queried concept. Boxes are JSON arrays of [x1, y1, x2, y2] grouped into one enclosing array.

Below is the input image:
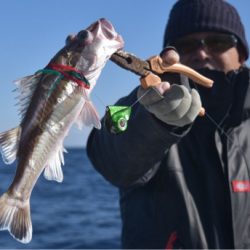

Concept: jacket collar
[[194, 66, 250, 127], [225, 66, 250, 126], [242, 66, 250, 110]]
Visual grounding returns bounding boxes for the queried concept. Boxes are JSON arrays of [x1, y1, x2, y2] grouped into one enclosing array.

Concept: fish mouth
[[99, 18, 115, 38], [100, 18, 124, 45], [65, 18, 124, 50], [87, 18, 124, 48]]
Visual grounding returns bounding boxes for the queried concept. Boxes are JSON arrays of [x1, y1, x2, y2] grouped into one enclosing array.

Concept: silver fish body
[[0, 18, 124, 243]]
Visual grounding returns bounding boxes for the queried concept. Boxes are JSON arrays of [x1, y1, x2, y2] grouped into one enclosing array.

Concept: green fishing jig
[[105, 106, 132, 134]]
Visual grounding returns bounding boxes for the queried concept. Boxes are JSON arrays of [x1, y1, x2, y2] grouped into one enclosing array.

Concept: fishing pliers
[[110, 49, 214, 116]]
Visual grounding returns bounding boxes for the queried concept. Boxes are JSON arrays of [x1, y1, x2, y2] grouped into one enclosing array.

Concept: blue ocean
[[0, 148, 121, 249]]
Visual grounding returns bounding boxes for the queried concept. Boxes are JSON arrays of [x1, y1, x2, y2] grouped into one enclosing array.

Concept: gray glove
[[137, 83, 202, 127]]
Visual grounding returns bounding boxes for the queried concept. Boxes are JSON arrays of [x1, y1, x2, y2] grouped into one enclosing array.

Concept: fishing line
[[92, 92, 107, 108], [92, 79, 249, 173], [133, 82, 250, 171], [205, 108, 250, 177], [93, 85, 152, 110], [130, 88, 152, 108], [204, 107, 232, 141], [190, 82, 234, 143], [191, 83, 250, 174], [92, 84, 152, 134]]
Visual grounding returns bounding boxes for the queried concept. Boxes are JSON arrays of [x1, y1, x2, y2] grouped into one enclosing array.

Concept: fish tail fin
[[0, 192, 32, 244], [76, 100, 101, 130], [0, 127, 21, 164]]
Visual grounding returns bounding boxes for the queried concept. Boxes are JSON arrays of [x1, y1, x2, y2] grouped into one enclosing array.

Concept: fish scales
[[0, 18, 124, 243], [13, 81, 82, 199]]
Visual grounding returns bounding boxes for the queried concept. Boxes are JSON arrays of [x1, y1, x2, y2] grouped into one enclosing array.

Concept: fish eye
[[77, 30, 89, 40], [65, 34, 76, 45]]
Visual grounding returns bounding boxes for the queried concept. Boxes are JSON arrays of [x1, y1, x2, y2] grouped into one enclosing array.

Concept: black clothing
[[87, 67, 250, 249]]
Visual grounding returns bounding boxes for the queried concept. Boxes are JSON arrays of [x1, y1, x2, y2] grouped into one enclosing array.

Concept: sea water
[[0, 148, 121, 249]]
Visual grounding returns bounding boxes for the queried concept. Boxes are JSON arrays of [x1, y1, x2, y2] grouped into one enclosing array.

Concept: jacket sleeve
[[86, 87, 190, 187]]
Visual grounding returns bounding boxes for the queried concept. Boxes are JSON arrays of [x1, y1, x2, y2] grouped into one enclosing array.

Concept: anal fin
[[43, 146, 67, 183]]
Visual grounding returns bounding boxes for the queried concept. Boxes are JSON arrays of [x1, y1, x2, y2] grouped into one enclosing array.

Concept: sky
[[0, 0, 249, 148]]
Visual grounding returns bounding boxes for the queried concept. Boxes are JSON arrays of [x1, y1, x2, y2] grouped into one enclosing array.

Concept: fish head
[[63, 18, 124, 89]]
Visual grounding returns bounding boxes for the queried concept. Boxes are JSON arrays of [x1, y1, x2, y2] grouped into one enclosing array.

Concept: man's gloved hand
[[137, 83, 201, 127], [137, 48, 202, 127]]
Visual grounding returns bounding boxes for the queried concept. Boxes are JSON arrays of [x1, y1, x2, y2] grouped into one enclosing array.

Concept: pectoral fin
[[0, 127, 21, 164], [76, 100, 101, 129]]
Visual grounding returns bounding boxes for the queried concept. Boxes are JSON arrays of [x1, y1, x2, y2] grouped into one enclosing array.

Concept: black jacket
[[87, 67, 250, 249]]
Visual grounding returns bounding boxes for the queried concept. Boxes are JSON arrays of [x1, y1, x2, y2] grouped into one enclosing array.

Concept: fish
[[0, 18, 124, 243]]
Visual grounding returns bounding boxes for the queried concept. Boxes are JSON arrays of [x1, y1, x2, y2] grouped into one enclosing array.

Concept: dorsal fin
[[14, 73, 42, 119]]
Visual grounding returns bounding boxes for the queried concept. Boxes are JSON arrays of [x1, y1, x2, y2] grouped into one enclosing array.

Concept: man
[[87, 0, 250, 248]]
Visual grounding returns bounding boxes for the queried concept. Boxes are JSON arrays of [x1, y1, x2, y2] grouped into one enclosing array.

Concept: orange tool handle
[[148, 56, 214, 88], [140, 56, 213, 117]]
